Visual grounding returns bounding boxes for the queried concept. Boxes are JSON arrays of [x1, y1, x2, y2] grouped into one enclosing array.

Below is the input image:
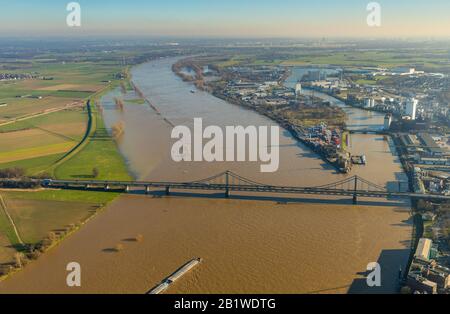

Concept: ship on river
[[285, 123, 352, 174]]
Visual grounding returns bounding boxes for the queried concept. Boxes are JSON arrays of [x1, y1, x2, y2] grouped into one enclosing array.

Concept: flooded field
[[0, 58, 412, 294]]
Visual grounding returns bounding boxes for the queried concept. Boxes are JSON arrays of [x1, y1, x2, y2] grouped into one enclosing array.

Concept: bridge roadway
[[39, 177, 450, 203], [348, 129, 387, 135]]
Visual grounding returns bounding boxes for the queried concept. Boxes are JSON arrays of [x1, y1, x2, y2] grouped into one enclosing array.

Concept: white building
[[392, 67, 416, 76], [364, 98, 375, 108], [384, 114, 392, 130], [295, 82, 302, 97], [406, 98, 419, 120]]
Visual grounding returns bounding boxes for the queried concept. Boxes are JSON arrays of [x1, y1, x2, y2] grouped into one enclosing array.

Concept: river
[[0, 58, 411, 294]]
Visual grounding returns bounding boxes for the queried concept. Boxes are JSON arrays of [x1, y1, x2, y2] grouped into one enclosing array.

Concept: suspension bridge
[[26, 170, 450, 204]]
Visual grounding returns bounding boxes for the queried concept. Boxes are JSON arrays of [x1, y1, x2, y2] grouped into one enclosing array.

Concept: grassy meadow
[[53, 101, 131, 181], [2, 190, 119, 244], [0, 190, 120, 266]]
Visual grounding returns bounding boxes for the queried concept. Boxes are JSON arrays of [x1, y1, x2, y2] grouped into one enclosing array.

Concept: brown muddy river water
[[0, 58, 411, 294]]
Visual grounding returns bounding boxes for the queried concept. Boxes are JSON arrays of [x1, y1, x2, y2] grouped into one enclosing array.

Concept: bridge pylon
[[353, 176, 358, 205], [225, 170, 230, 198]]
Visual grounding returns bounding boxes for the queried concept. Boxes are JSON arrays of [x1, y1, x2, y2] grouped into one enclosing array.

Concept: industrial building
[[417, 133, 445, 157], [405, 98, 418, 120], [364, 97, 375, 108], [415, 238, 432, 261], [407, 274, 438, 294]]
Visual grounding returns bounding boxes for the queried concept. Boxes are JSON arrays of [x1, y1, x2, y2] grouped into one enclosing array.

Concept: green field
[[0, 60, 123, 123], [0, 57, 131, 270], [0, 154, 63, 176], [126, 98, 146, 105], [354, 75, 390, 86], [0, 190, 119, 266], [216, 50, 450, 72], [0, 107, 88, 175], [3, 190, 118, 245], [0, 196, 22, 249], [0, 96, 80, 122], [0, 78, 130, 181], [53, 101, 131, 181], [1, 108, 89, 137]]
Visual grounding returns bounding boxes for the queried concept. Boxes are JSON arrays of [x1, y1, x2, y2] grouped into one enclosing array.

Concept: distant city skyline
[[1, 0, 450, 38]]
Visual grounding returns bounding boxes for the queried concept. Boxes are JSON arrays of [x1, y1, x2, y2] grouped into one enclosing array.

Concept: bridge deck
[[2, 171, 449, 201], [38, 178, 450, 201]]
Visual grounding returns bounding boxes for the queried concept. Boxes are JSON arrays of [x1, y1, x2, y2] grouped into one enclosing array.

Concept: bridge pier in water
[[225, 170, 230, 198], [145, 186, 151, 194], [352, 194, 358, 205], [165, 186, 170, 196]]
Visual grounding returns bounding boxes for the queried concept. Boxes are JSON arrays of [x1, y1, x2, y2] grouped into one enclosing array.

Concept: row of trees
[[114, 97, 125, 111], [0, 167, 51, 180], [0, 167, 53, 188], [111, 121, 125, 139], [0, 167, 25, 179]]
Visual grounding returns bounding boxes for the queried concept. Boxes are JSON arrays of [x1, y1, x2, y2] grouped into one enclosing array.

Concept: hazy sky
[[1, 0, 449, 38]]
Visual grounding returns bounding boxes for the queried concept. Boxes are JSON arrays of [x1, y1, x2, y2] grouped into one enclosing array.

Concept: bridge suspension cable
[[189, 171, 387, 192]]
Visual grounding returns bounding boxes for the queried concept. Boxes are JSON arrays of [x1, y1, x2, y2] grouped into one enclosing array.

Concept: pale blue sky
[[1, 0, 449, 38]]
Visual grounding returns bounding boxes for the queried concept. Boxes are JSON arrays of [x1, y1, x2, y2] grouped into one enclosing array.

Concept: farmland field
[[0, 108, 87, 135], [0, 107, 88, 175], [245, 50, 450, 72], [0, 60, 123, 123], [4, 196, 98, 244], [0, 232, 15, 266], [0, 97, 81, 122], [0, 190, 119, 266], [0, 56, 131, 272]]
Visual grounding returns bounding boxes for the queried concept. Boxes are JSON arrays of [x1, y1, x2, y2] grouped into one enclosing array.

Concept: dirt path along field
[[0, 194, 24, 246]]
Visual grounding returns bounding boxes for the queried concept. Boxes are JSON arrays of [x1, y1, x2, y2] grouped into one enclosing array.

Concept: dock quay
[[351, 155, 367, 165], [147, 258, 202, 294], [212, 91, 353, 174]]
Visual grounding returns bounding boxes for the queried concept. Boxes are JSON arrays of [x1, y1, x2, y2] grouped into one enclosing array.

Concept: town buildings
[[407, 238, 450, 294]]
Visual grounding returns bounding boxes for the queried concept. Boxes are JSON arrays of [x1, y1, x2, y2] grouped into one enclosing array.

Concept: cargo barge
[[148, 258, 202, 294]]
